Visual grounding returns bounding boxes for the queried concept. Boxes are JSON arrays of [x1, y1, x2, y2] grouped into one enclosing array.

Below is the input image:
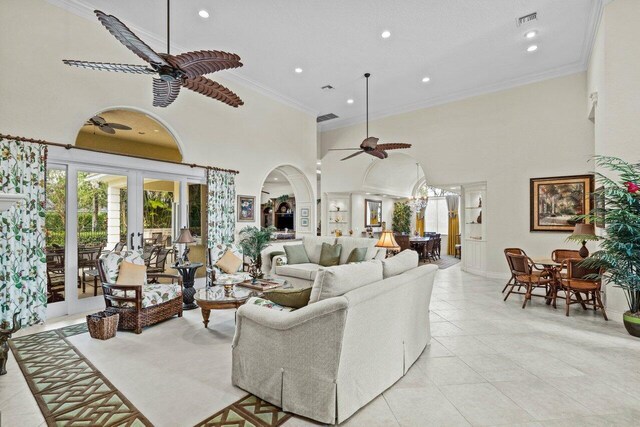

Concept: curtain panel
[[0, 137, 48, 328], [446, 195, 460, 255], [206, 169, 236, 247]]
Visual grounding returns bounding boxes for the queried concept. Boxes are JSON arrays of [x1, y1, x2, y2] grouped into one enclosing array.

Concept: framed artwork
[[365, 199, 383, 228], [300, 208, 309, 218], [300, 218, 309, 227], [530, 175, 594, 232], [237, 195, 256, 222], [594, 185, 605, 229]]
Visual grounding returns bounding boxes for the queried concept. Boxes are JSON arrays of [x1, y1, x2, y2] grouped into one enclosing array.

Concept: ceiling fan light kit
[[329, 73, 411, 161], [62, 1, 243, 108]]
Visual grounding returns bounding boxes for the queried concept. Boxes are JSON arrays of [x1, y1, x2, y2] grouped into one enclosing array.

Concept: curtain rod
[[0, 133, 239, 175]]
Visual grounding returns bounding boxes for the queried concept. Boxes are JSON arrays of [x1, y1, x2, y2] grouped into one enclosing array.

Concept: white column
[[107, 185, 121, 250]]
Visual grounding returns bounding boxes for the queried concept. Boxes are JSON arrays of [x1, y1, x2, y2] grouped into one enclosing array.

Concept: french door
[[45, 147, 205, 318]]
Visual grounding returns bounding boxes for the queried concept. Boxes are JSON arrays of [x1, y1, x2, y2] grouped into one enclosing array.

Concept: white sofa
[[232, 251, 436, 424], [261, 235, 387, 287]]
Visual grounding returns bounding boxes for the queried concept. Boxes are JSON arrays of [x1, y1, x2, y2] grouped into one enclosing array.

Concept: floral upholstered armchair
[[97, 250, 183, 334], [207, 243, 251, 285]]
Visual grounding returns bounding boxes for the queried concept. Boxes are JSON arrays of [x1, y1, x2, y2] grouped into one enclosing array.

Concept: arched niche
[[75, 108, 183, 162]]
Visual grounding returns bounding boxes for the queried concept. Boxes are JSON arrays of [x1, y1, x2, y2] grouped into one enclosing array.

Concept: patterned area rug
[[420, 254, 461, 270], [195, 395, 292, 427], [9, 323, 292, 427]]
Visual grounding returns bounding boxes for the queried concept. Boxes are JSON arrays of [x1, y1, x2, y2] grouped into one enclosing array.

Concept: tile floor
[[2, 265, 640, 426]]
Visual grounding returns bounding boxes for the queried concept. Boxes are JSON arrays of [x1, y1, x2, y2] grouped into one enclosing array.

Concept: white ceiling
[[50, 0, 602, 130], [263, 169, 288, 184]]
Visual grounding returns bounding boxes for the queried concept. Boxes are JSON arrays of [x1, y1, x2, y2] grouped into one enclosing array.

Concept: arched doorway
[[260, 165, 315, 239]]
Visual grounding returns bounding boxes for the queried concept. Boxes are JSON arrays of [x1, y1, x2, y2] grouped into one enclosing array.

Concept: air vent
[[516, 12, 537, 26], [317, 113, 338, 123], [321, 85, 334, 90]]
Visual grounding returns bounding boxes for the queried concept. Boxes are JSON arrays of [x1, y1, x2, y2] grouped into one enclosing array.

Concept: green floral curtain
[[0, 137, 48, 328], [207, 169, 236, 247]]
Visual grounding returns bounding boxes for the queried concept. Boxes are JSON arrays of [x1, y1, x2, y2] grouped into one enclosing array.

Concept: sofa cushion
[[319, 243, 342, 267], [346, 247, 367, 264], [284, 244, 310, 265], [337, 237, 379, 263], [112, 283, 182, 308], [275, 263, 319, 281], [101, 250, 145, 283], [116, 261, 147, 285], [382, 249, 419, 278], [216, 249, 243, 274], [309, 260, 383, 304], [303, 236, 336, 264], [263, 287, 312, 309]]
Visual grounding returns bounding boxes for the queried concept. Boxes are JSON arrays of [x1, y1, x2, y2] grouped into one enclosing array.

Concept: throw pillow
[[263, 287, 312, 309], [284, 244, 310, 265], [382, 249, 419, 278], [319, 243, 342, 267], [216, 249, 243, 274], [346, 247, 367, 264], [249, 297, 293, 312], [116, 261, 147, 285]]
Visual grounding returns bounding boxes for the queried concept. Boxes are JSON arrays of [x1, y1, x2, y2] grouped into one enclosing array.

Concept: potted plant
[[392, 201, 411, 235], [238, 226, 276, 281], [569, 156, 640, 336]]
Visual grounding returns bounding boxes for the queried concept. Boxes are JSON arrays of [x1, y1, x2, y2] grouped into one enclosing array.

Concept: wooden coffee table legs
[[201, 308, 211, 328]]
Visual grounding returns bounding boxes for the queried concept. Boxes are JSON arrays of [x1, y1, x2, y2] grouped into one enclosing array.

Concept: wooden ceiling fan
[[62, 1, 244, 108], [329, 73, 411, 161], [84, 115, 132, 134]]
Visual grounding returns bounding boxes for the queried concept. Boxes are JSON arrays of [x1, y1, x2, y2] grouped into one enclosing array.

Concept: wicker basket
[[86, 311, 119, 340]]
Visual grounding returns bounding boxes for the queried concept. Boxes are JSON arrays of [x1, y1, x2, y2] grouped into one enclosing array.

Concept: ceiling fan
[[62, 1, 244, 108], [329, 73, 411, 161], [84, 115, 132, 134]]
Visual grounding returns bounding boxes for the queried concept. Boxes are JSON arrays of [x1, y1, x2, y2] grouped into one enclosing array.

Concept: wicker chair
[[503, 248, 528, 293], [394, 235, 411, 252], [559, 259, 607, 320], [504, 252, 552, 308], [97, 254, 183, 334]]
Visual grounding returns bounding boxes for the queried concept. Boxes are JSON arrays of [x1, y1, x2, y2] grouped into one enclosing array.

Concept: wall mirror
[[365, 199, 383, 227]]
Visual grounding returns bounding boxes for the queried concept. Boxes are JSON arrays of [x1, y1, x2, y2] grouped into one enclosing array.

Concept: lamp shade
[[174, 227, 196, 244], [572, 223, 596, 239], [376, 229, 400, 250]]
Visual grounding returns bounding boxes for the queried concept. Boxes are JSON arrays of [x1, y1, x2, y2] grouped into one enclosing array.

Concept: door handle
[[137, 232, 143, 250], [130, 232, 135, 249]]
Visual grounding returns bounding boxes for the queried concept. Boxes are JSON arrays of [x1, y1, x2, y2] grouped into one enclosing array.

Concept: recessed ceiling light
[[525, 30, 537, 39], [198, 10, 209, 18], [381, 30, 391, 39], [153, 129, 159, 132], [527, 45, 538, 52], [421, 76, 431, 83], [273, 177, 278, 180], [316, 161, 321, 165], [347, 99, 354, 104], [294, 67, 303, 73], [316, 170, 321, 174]]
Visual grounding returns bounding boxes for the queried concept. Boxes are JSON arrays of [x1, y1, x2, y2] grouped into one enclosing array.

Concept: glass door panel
[[187, 183, 207, 278], [45, 167, 67, 307], [142, 178, 180, 274], [76, 171, 128, 300]]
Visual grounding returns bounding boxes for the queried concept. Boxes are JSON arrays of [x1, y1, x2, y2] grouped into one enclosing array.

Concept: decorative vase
[[476, 211, 482, 224], [623, 312, 640, 338]]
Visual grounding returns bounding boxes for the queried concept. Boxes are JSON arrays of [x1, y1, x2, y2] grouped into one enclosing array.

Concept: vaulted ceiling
[[50, 0, 602, 129]]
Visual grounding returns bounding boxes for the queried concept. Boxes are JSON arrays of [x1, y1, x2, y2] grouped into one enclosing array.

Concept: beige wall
[[0, 0, 318, 235], [76, 133, 183, 162], [322, 73, 595, 276]]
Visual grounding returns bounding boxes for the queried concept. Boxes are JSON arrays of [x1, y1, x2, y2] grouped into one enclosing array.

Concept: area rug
[[420, 254, 461, 270], [10, 323, 292, 427]]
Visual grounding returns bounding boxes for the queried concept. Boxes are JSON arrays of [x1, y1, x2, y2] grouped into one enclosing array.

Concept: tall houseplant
[[392, 201, 411, 235], [569, 156, 640, 336], [238, 226, 276, 281]]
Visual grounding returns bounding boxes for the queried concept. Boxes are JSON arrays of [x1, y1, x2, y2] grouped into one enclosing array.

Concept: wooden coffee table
[[193, 286, 257, 328]]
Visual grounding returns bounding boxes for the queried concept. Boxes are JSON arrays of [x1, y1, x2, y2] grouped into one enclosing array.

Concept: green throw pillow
[[346, 247, 367, 263], [263, 287, 312, 309], [319, 242, 342, 267], [284, 244, 310, 265]]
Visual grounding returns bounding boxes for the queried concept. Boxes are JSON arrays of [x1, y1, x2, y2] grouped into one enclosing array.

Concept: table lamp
[[571, 223, 597, 258], [174, 227, 196, 264], [375, 222, 400, 254]]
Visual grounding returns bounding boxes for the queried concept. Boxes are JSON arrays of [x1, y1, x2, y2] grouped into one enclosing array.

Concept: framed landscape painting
[[530, 175, 594, 232], [237, 195, 256, 222]]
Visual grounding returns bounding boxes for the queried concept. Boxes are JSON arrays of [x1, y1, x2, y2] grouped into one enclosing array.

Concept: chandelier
[[408, 163, 428, 211]]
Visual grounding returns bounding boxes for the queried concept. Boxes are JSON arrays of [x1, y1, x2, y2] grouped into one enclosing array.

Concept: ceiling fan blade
[[152, 79, 181, 108], [94, 10, 169, 67], [91, 116, 106, 125], [165, 50, 243, 79], [367, 150, 386, 160], [261, 190, 270, 194], [361, 137, 379, 149], [328, 148, 361, 151], [182, 76, 243, 108], [106, 123, 132, 130], [341, 151, 365, 161], [375, 143, 412, 151], [62, 59, 156, 74], [100, 126, 116, 135]]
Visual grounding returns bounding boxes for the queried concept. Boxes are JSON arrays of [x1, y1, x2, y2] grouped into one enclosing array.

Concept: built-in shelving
[[324, 193, 351, 236], [462, 183, 487, 275]]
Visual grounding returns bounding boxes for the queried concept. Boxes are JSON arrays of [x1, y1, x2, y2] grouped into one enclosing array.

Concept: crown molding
[[45, 0, 318, 117]]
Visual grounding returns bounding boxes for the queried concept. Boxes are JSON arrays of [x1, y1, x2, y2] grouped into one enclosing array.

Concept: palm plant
[[568, 156, 640, 330], [238, 226, 276, 280]]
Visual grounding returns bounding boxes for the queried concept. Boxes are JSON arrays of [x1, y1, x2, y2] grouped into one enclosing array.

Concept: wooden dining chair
[[454, 234, 462, 259], [551, 249, 581, 280], [504, 252, 552, 308], [559, 259, 607, 320], [394, 234, 411, 252], [503, 248, 527, 293], [425, 239, 436, 262]]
